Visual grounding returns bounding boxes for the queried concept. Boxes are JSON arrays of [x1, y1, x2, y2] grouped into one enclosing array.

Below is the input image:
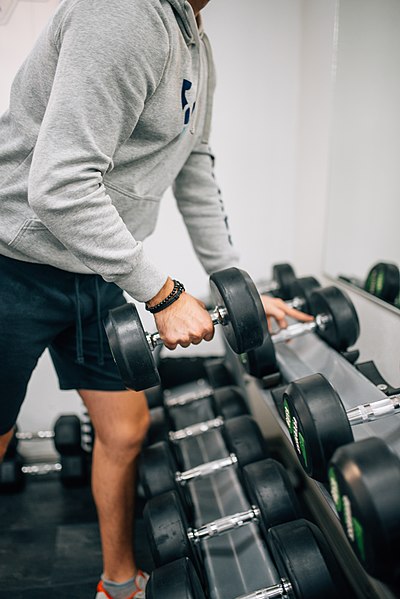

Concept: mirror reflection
[[323, 0, 400, 311]]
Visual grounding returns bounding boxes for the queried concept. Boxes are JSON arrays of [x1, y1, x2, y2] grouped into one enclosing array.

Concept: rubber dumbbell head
[[364, 262, 400, 303], [283, 373, 400, 482], [146, 558, 206, 599], [329, 437, 400, 582], [286, 276, 321, 312]]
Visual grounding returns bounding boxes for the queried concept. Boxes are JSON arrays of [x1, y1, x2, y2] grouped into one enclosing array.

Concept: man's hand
[[261, 295, 314, 331], [153, 290, 214, 350]]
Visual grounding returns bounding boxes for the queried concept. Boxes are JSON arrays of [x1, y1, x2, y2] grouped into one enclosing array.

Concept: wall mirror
[[323, 0, 400, 312]]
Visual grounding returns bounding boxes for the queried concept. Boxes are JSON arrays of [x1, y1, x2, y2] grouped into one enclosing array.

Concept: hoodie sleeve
[[173, 34, 240, 275], [173, 141, 240, 274], [28, 0, 169, 302]]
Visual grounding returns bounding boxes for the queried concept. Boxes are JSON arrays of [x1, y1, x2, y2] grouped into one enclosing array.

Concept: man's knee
[[95, 409, 151, 457], [0, 428, 15, 462]]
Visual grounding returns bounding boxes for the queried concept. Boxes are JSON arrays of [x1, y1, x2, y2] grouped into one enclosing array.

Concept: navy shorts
[[0, 254, 127, 435]]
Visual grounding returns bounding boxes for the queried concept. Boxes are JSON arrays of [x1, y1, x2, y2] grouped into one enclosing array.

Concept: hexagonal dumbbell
[[282, 372, 400, 482], [105, 267, 267, 391], [144, 458, 301, 575], [328, 437, 400, 583], [147, 385, 249, 446], [241, 286, 360, 379], [146, 516, 353, 599], [0, 415, 90, 492], [140, 415, 267, 502]]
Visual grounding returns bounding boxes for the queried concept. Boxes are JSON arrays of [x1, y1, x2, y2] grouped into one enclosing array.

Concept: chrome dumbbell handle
[[21, 463, 62, 475], [164, 384, 213, 408], [187, 506, 260, 543], [169, 417, 224, 442], [285, 297, 305, 311], [235, 579, 292, 599], [16, 430, 55, 440], [175, 453, 238, 484], [146, 308, 227, 350], [271, 314, 330, 345], [347, 395, 400, 426]]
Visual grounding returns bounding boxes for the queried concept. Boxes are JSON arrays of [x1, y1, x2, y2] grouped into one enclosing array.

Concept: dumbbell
[[364, 261, 400, 304], [6, 414, 94, 454], [328, 437, 400, 582], [147, 518, 353, 599], [283, 275, 320, 312], [144, 458, 301, 574], [257, 262, 297, 299], [283, 373, 400, 482], [0, 415, 89, 491], [147, 385, 248, 446], [140, 415, 267, 501], [241, 286, 360, 379], [105, 267, 267, 391], [146, 515, 352, 599]]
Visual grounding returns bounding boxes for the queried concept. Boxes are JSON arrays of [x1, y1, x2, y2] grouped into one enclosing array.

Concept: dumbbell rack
[[224, 331, 399, 599], [158, 382, 281, 598]]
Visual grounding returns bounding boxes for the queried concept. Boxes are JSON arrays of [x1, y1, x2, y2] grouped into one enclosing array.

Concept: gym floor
[[0, 478, 153, 598]]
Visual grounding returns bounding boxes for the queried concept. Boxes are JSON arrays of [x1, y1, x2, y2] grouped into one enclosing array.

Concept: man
[[0, 0, 311, 597]]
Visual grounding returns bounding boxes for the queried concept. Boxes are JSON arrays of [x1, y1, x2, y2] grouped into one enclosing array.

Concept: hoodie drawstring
[[94, 276, 105, 366], [74, 275, 84, 365], [74, 274, 105, 366]]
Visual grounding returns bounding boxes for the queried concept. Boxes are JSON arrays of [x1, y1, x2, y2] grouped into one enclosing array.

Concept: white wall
[[1, 0, 398, 444], [324, 0, 400, 280]]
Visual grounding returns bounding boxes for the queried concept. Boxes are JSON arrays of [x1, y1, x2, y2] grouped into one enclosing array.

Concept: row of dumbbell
[[0, 414, 93, 491], [141, 378, 354, 598], [278, 372, 400, 583], [106, 263, 361, 392], [143, 360, 400, 586]]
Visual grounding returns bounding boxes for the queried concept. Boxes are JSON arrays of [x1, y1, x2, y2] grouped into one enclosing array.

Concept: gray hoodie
[[0, 0, 239, 302]]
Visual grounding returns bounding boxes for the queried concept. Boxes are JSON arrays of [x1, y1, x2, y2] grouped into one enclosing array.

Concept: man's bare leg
[[79, 389, 150, 582]]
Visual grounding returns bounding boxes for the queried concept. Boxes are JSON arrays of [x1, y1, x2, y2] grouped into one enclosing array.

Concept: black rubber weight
[[284, 373, 353, 482], [105, 303, 160, 391], [329, 438, 400, 582], [209, 267, 267, 354], [146, 558, 206, 599], [54, 415, 82, 455], [272, 263, 297, 299], [145, 385, 164, 409], [139, 441, 178, 499], [223, 415, 267, 466], [212, 386, 248, 419], [288, 276, 320, 312], [242, 458, 301, 537], [364, 262, 400, 303], [144, 490, 195, 568], [309, 286, 360, 351], [146, 407, 170, 445], [242, 334, 278, 379], [267, 519, 352, 599]]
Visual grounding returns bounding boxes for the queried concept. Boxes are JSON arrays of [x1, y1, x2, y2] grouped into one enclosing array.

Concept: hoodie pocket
[[106, 184, 161, 242]]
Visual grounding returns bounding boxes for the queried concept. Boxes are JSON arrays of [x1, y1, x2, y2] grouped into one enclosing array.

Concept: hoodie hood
[[166, 0, 198, 44]]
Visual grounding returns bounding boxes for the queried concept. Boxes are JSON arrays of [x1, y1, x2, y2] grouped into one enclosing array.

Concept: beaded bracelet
[[145, 279, 185, 314]]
